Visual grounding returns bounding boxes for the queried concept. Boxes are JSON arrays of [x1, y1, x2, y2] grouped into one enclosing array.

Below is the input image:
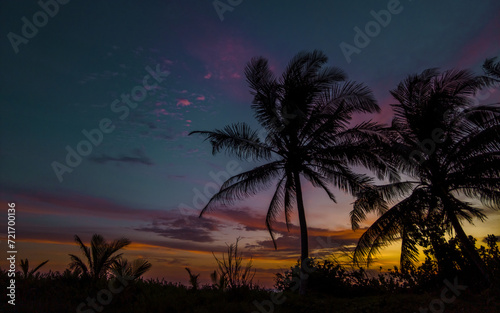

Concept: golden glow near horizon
[[2, 213, 497, 289]]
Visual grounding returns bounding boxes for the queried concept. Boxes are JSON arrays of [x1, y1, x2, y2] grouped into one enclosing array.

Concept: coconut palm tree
[[190, 50, 397, 294], [350, 68, 500, 285], [68, 234, 131, 281]]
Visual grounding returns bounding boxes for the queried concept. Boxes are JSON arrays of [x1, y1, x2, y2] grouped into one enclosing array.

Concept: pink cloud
[[184, 32, 270, 102], [176, 99, 192, 107], [0, 186, 160, 221], [153, 108, 182, 118], [196, 95, 205, 101]]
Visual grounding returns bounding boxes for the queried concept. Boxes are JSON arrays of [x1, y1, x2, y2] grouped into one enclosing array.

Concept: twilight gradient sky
[[1, 0, 499, 287]]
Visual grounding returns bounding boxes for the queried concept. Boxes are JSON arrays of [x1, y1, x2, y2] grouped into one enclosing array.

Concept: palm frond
[[483, 57, 500, 80], [244, 56, 284, 133], [349, 181, 417, 230], [353, 193, 425, 267], [68, 254, 89, 276], [31, 259, 49, 275], [265, 175, 291, 249], [301, 167, 336, 202], [199, 161, 284, 216], [190, 123, 275, 160], [73, 235, 92, 273], [400, 225, 421, 269]]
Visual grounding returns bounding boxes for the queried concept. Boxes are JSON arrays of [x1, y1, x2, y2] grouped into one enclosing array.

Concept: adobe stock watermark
[[7, 0, 70, 54], [76, 273, 135, 313], [213, 0, 244, 21], [339, 0, 403, 64], [51, 64, 170, 183], [415, 277, 467, 313]]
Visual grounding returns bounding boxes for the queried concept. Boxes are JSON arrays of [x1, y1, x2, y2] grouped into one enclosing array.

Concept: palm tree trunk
[[293, 170, 309, 295], [447, 210, 492, 286]]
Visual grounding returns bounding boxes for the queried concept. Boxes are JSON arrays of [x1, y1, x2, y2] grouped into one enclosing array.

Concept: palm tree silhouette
[[350, 68, 499, 285], [191, 50, 396, 294], [69, 234, 131, 281], [20, 258, 49, 279], [111, 258, 152, 280], [483, 57, 500, 81]]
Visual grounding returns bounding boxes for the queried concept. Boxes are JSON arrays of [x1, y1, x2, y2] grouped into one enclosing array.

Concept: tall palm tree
[[350, 68, 500, 285], [69, 234, 131, 281], [190, 50, 396, 294]]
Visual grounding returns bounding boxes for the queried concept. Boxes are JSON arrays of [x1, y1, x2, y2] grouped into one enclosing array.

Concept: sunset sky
[[1, 0, 499, 287]]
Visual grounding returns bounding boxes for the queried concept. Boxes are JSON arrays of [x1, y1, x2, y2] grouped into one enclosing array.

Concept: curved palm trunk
[[446, 209, 492, 286], [293, 170, 309, 295]]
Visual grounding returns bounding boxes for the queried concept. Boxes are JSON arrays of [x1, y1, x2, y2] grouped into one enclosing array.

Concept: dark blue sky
[[1, 0, 499, 285]]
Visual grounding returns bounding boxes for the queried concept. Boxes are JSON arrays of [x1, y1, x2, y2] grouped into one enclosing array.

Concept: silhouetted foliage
[[350, 68, 500, 286], [483, 57, 500, 81], [0, 234, 498, 312], [68, 234, 132, 282], [191, 50, 396, 294], [276, 234, 500, 295], [212, 238, 256, 290], [19, 258, 49, 279], [185, 267, 201, 290], [2, 55, 498, 312]]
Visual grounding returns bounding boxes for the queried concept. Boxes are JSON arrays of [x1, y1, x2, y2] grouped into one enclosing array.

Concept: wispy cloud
[[0, 184, 160, 220], [136, 215, 221, 243], [141, 206, 365, 257], [90, 148, 153, 165]]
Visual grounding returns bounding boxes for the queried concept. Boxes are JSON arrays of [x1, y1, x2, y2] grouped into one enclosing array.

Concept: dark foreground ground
[[0, 279, 498, 313]]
